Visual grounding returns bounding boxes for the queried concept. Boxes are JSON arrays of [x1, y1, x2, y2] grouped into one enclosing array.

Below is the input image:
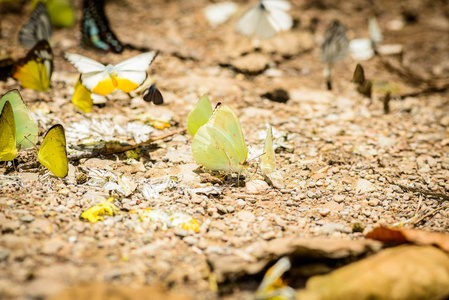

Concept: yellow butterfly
[[0, 101, 18, 162], [38, 124, 68, 178], [12, 39, 54, 92], [72, 77, 93, 113]]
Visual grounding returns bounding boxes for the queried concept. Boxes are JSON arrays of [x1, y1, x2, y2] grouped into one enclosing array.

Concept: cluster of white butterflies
[[187, 95, 275, 177]]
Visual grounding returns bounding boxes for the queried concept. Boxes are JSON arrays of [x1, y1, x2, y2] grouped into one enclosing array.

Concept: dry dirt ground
[[1, 0, 449, 299]]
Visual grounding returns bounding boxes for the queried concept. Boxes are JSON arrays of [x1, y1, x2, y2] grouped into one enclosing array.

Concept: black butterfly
[[19, 3, 52, 49], [81, 0, 124, 53], [143, 84, 164, 105]]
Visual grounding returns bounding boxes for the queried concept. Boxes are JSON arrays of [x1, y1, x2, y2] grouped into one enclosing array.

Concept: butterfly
[[260, 124, 275, 175], [0, 89, 38, 149], [65, 51, 158, 96], [81, 0, 124, 53], [320, 20, 349, 90], [351, 64, 372, 99], [235, 0, 293, 39], [38, 124, 68, 178], [192, 102, 248, 174], [72, 77, 93, 113], [187, 95, 213, 136], [32, 0, 76, 28], [0, 101, 18, 162], [19, 2, 52, 48], [12, 39, 54, 92], [143, 84, 164, 105], [255, 257, 295, 300]]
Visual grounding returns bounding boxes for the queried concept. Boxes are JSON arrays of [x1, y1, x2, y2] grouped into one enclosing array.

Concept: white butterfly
[[235, 0, 293, 39], [64, 51, 158, 96]]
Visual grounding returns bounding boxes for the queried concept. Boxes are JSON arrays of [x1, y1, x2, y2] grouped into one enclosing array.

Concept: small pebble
[[226, 205, 235, 213], [20, 215, 34, 223], [216, 204, 227, 215]]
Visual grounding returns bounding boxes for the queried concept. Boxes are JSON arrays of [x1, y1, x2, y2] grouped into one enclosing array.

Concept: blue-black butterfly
[[81, 0, 124, 53]]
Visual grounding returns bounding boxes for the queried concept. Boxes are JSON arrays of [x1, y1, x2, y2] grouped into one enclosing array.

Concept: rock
[[20, 215, 34, 223], [41, 238, 65, 255], [318, 208, 331, 217], [246, 180, 269, 194], [0, 249, 10, 261], [231, 53, 270, 74], [226, 206, 235, 213], [356, 179, 376, 193], [235, 199, 246, 209], [322, 223, 347, 234], [216, 204, 228, 215], [236, 211, 255, 223], [183, 236, 198, 246], [368, 199, 379, 206]]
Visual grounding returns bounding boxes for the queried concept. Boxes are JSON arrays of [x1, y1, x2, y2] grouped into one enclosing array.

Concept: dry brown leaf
[[366, 226, 449, 253], [48, 283, 192, 300], [297, 245, 449, 300], [208, 237, 382, 282]]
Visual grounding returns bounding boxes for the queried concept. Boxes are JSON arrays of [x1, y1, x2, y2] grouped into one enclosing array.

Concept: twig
[[18, 128, 186, 171], [411, 203, 449, 225], [396, 183, 449, 201]]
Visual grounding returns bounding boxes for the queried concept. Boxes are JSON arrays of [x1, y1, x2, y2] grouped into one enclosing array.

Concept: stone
[[236, 211, 255, 223]]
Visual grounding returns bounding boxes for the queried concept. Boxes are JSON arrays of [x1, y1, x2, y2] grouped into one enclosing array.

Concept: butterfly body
[[0, 101, 18, 162], [65, 51, 158, 96]]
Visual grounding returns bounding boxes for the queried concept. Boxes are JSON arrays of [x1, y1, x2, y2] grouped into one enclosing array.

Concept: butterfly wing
[[113, 51, 158, 93], [255, 9, 278, 39], [64, 53, 114, 94], [320, 21, 349, 64], [187, 95, 213, 136], [192, 124, 242, 173], [19, 3, 52, 48], [72, 77, 93, 113], [143, 84, 164, 105], [264, 2, 293, 32], [12, 40, 53, 92], [81, 0, 124, 53], [235, 4, 261, 37], [0, 89, 38, 149], [0, 101, 18, 162], [208, 104, 247, 166], [38, 124, 68, 178], [44, 0, 76, 28], [260, 124, 275, 175], [192, 104, 247, 173]]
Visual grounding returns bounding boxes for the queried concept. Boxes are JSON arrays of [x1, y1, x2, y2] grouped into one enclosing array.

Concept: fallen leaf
[[297, 245, 449, 300], [366, 226, 449, 252]]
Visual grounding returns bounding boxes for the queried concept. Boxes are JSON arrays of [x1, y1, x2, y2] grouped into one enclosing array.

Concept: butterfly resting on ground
[[12, 39, 54, 92]]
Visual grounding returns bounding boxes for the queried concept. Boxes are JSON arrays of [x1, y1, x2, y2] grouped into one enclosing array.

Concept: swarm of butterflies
[[1, 0, 370, 185]]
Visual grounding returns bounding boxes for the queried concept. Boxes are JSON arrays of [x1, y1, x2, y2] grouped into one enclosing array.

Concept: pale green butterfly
[[260, 124, 275, 175], [0, 89, 38, 149], [192, 102, 248, 174], [187, 95, 213, 136]]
